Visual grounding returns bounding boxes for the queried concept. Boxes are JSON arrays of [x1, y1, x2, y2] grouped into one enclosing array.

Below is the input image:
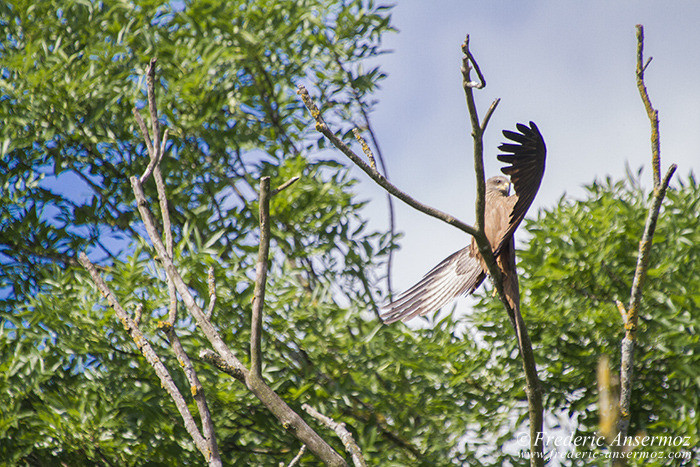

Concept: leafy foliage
[[0, 0, 392, 303], [469, 172, 700, 465], [1, 0, 407, 464]]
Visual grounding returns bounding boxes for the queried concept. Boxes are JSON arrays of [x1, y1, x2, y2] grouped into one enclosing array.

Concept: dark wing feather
[[494, 121, 546, 256], [380, 247, 485, 324]]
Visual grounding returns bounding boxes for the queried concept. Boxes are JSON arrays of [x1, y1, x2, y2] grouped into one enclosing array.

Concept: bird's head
[[486, 176, 511, 196]]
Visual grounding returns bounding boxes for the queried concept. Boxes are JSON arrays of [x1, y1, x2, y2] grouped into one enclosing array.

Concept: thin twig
[[461, 36, 486, 89], [139, 163, 176, 323], [133, 109, 155, 159], [206, 266, 216, 319], [303, 404, 366, 467], [481, 98, 501, 132], [250, 176, 272, 380], [152, 162, 177, 324], [272, 176, 300, 196], [286, 445, 306, 467], [146, 58, 161, 165], [461, 35, 486, 233], [160, 127, 169, 162], [78, 253, 210, 458], [137, 125, 168, 185]]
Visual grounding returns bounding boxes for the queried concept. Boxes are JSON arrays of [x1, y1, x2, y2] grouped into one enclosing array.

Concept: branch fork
[[613, 25, 677, 454]]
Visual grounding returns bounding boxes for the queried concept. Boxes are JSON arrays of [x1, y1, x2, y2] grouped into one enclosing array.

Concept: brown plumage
[[380, 122, 546, 324]]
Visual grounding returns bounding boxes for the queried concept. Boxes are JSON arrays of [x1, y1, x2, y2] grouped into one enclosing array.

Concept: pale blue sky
[[355, 1, 700, 304]]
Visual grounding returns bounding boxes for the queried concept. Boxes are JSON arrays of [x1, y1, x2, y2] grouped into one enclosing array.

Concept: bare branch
[[78, 253, 210, 458], [461, 35, 487, 233], [635, 25, 661, 187], [617, 163, 675, 437], [132, 71, 222, 464], [135, 61, 177, 324], [146, 58, 161, 164], [161, 322, 222, 466], [461, 35, 486, 90], [251, 176, 272, 380], [297, 85, 479, 239], [617, 24, 677, 443], [512, 315, 543, 467], [131, 174, 250, 370], [464, 34, 544, 466], [303, 404, 366, 467]]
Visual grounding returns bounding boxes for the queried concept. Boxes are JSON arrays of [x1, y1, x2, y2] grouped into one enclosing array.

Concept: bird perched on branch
[[380, 122, 546, 324]]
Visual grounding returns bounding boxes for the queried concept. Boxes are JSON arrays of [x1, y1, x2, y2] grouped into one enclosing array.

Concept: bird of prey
[[380, 122, 546, 324]]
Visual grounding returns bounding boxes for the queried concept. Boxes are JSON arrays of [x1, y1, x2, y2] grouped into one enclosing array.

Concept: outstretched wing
[[380, 247, 486, 324], [495, 121, 546, 256]]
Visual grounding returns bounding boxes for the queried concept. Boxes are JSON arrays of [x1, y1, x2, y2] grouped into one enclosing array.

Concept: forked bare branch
[[616, 23, 677, 448], [78, 253, 212, 461]]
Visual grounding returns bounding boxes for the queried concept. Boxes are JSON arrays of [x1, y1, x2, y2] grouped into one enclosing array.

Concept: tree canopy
[[1, 1, 697, 465]]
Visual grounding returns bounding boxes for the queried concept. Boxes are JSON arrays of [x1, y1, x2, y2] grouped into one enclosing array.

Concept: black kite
[[381, 122, 546, 324]]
